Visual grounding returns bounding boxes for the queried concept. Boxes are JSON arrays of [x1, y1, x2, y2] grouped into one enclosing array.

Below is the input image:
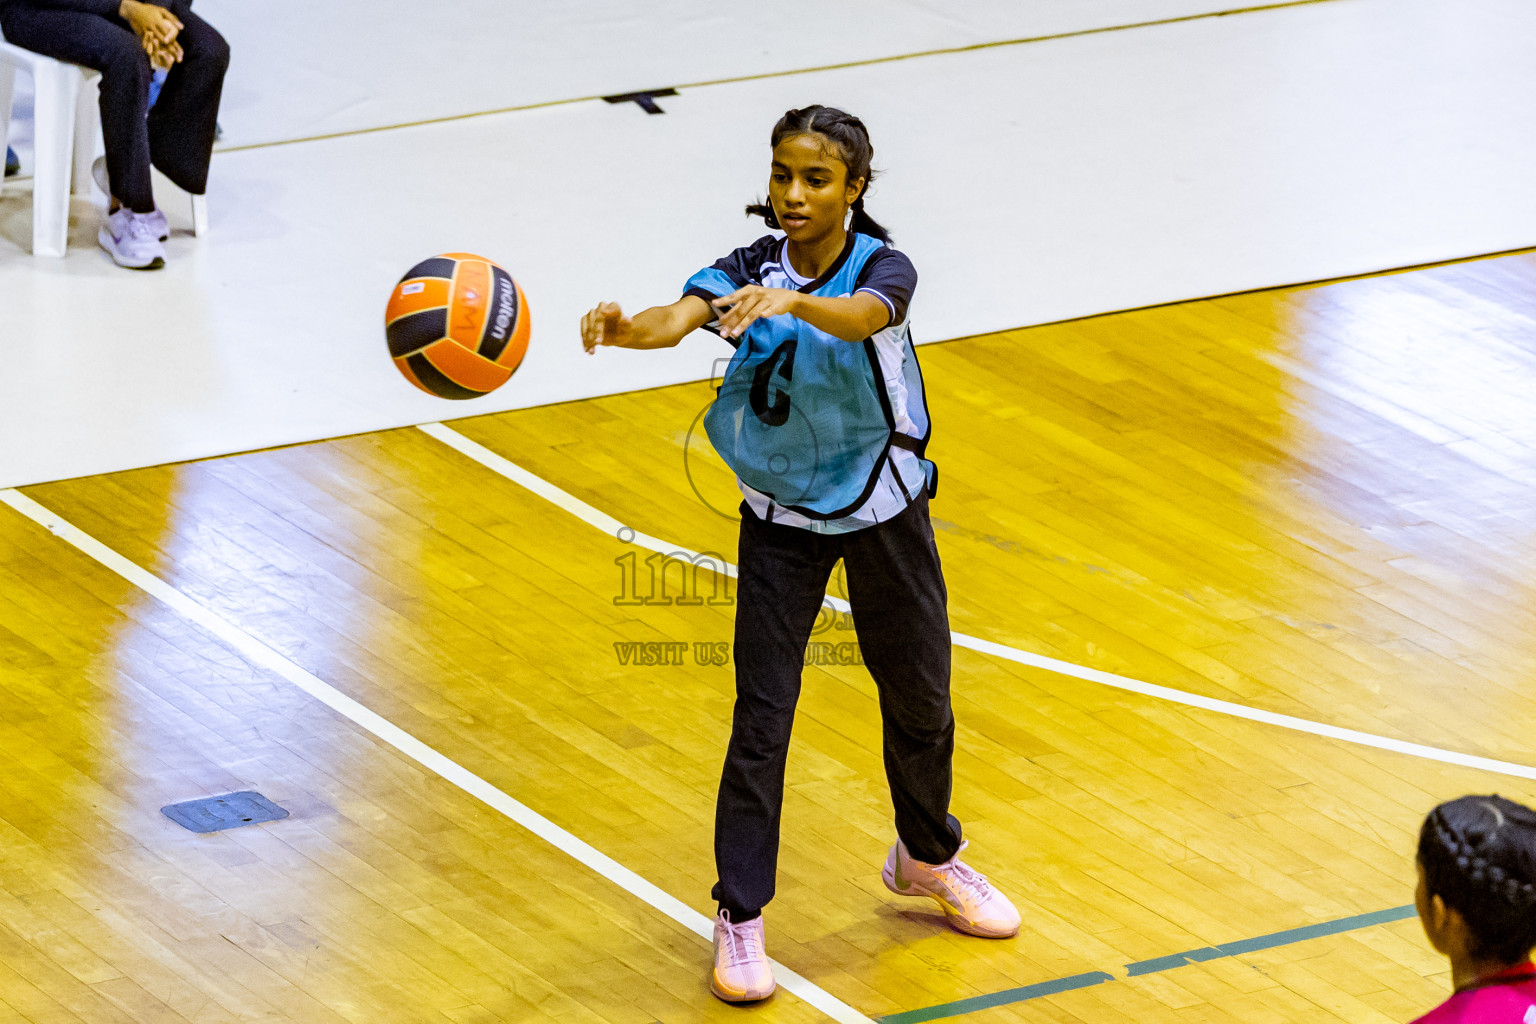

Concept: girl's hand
[[713, 286, 800, 339], [581, 301, 631, 354], [120, 1, 183, 46]]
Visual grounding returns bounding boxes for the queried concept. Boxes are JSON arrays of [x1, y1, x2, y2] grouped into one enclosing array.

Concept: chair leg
[[30, 60, 80, 258], [0, 66, 15, 200], [190, 192, 207, 237], [71, 72, 100, 196]]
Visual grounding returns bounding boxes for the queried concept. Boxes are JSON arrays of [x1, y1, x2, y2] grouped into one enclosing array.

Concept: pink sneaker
[[710, 910, 774, 1002], [882, 839, 1021, 938]]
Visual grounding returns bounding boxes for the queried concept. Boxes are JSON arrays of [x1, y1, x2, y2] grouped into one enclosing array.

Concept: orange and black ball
[[386, 253, 530, 399]]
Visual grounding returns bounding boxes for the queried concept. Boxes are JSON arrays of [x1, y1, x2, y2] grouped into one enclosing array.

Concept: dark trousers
[[713, 492, 962, 919], [0, 0, 228, 213]]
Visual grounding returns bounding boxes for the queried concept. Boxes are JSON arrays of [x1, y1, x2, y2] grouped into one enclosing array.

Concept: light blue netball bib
[[689, 233, 935, 520]]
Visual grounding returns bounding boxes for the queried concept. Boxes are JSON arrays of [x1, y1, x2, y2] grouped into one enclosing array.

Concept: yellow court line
[[215, 0, 1340, 154], [417, 421, 1536, 784]]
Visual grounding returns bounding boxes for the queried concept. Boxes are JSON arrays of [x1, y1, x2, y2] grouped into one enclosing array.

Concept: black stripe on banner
[[399, 257, 457, 283], [386, 308, 448, 358], [602, 87, 677, 114], [405, 352, 486, 400], [478, 267, 520, 361]]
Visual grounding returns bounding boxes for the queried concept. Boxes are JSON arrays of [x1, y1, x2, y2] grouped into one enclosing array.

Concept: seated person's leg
[[0, 5, 156, 214], [146, 1, 228, 198]]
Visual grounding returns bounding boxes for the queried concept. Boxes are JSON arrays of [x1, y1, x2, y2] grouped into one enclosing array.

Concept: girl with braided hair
[[1414, 795, 1536, 1022], [580, 104, 1019, 1002]]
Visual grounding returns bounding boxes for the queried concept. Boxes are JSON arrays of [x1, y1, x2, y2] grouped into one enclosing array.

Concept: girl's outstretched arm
[[581, 296, 714, 354], [713, 287, 889, 342]]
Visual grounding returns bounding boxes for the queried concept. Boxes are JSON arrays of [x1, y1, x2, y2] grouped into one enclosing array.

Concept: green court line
[[878, 972, 1115, 1024], [877, 905, 1417, 1024], [1124, 904, 1417, 975]]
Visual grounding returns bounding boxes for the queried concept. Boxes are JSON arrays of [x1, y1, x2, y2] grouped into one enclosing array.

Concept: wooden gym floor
[[4, 247, 1536, 1023]]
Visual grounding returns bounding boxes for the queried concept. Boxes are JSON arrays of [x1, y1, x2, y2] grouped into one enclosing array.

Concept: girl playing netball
[[1413, 795, 1536, 1022], [579, 104, 1019, 1002]]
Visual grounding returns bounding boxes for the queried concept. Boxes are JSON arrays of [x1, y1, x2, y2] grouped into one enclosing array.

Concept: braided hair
[[1419, 795, 1536, 965], [745, 104, 892, 243]]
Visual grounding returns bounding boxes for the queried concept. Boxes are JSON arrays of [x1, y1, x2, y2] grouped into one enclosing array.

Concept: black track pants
[[713, 492, 962, 919], [0, 0, 228, 213]]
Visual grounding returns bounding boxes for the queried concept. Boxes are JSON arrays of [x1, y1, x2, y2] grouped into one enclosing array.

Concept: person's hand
[[713, 286, 800, 339], [120, 1, 183, 51], [581, 302, 631, 354], [146, 36, 183, 71]]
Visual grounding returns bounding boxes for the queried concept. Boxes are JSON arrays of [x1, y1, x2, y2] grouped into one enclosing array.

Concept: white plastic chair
[[0, 40, 207, 257]]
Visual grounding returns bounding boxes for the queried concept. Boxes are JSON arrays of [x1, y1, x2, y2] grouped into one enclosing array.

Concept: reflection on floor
[[2, 248, 1533, 1022]]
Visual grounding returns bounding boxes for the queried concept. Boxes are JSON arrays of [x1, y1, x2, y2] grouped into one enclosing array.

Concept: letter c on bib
[[749, 339, 798, 427]]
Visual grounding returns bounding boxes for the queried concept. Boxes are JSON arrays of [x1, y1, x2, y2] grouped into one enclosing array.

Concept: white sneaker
[[92, 159, 168, 240], [143, 208, 169, 241], [98, 208, 165, 270]]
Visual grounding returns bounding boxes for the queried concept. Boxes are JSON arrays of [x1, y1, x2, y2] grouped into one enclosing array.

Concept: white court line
[[419, 421, 1536, 784], [0, 487, 874, 1024]]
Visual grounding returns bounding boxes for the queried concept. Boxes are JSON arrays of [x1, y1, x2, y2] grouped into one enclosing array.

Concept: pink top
[[1411, 963, 1536, 1023]]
